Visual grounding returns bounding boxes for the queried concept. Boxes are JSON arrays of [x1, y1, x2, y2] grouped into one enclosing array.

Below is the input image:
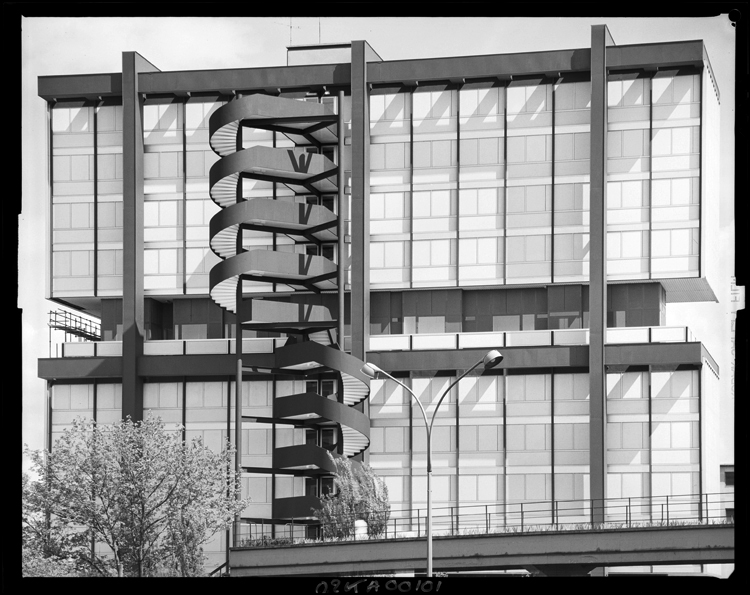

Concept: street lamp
[[361, 350, 503, 577]]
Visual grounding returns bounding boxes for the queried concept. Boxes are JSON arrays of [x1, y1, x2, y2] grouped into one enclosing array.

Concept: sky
[[19, 15, 740, 470]]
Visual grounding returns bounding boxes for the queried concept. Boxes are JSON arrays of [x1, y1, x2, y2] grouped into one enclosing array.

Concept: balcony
[[54, 326, 698, 358], [368, 326, 697, 352], [58, 337, 287, 358]]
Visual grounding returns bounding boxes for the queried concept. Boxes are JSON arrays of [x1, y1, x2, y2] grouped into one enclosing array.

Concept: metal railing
[[368, 326, 697, 352], [208, 561, 228, 577], [234, 492, 733, 547], [55, 325, 699, 358], [49, 309, 101, 342], [58, 337, 289, 358]]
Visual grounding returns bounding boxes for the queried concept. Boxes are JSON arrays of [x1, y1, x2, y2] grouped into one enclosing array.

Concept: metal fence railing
[[235, 492, 734, 547]]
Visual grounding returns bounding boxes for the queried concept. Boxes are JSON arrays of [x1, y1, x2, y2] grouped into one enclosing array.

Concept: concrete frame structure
[[37, 26, 728, 575]]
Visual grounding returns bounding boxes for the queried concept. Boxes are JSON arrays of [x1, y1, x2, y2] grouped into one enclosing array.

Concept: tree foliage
[[22, 472, 87, 576], [23, 416, 249, 577], [312, 453, 390, 539]]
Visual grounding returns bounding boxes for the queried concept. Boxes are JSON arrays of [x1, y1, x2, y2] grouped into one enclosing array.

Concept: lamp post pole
[[362, 350, 503, 577]]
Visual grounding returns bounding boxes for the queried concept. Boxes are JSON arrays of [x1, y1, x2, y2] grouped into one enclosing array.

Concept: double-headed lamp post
[[361, 350, 503, 577]]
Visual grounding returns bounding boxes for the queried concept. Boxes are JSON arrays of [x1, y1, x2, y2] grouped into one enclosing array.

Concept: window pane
[[526, 136, 546, 162], [431, 190, 450, 217], [413, 142, 431, 167], [461, 138, 478, 165], [623, 129, 644, 157], [370, 143, 385, 169], [433, 140, 451, 166], [385, 192, 405, 218], [507, 137, 525, 162], [71, 251, 90, 276], [574, 133, 590, 160], [506, 425, 524, 450], [526, 425, 546, 449], [622, 181, 643, 207], [459, 238, 477, 265], [526, 185, 546, 212], [555, 424, 573, 449], [477, 237, 497, 264], [477, 188, 498, 214], [478, 138, 498, 164], [385, 94, 405, 120], [478, 426, 497, 451], [370, 193, 385, 219], [507, 186, 525, 213], [385, 143, 405, 169], [671, 422, 691, 448], [412, 241, 430, 266], [526, 235, 546, 261], [622, 422, 643, 449], [431, 240, 450, 266], [507, 236, 525, 262], [413, 192, 430, 218], [460, 189, 478, 215], [557, 134, 574, 160], [384, 242, 404, 267], [620, 231, 642, 258], [370, 243, 384, 268]]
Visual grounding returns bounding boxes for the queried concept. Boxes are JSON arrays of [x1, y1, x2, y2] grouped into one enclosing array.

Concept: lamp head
[[483, 350, 504, 369], [361, 362, 382, 379]]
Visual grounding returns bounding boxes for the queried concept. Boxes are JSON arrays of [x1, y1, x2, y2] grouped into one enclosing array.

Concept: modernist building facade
[[37, 25, 726, 573]]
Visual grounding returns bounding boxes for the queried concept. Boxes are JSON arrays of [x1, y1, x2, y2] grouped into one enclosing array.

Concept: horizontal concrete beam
[[38, 356, 123, 380], [38, 353, 275, 381], [39, 341, 713, 380], [366, 342, 708, 373], [38, 41, 706, 101], [229, 524, 733, 577]]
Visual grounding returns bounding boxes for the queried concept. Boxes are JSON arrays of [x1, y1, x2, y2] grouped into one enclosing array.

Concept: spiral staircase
[[207, 94, 370, 523]]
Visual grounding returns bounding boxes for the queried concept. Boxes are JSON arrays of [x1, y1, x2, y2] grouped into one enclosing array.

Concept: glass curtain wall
[[366, 70, 701, 294], [411, 86, 458, 288], [185, 99, 223, 293], [143, 100, 184, 295], [458, 83, 506, 286], [553, 372, 590, 522], [554, 79, 591, 282], [606, 367, 701, 521], [368, 368, 702, 530], [51, 105, 96, 298], [457, 375, 505, 529], [369, 89, 412, 289], [505, 80, 553, 284], [48, 72, 702, 307], [649, 72, 701, 278], [607, 70, 701, 280], [96, 104, 124, 296], [368, 78, 593, 292]]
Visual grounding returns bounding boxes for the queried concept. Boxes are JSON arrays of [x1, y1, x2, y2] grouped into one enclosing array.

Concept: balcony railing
[[60, 337, 288, 358], [369, 326, 696, 352], [56, 326, 698, 358]]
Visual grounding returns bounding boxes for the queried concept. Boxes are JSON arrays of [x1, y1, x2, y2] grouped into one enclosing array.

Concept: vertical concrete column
[[350, 41, 371, 361], [588, 25, 615, 523], [121, 52, 159, 422]]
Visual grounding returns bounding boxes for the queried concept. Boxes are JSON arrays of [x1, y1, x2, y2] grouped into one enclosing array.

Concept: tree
[[312, 453, 390, 539], [22, 472, 87, 576], [23, 416, 249, 577]]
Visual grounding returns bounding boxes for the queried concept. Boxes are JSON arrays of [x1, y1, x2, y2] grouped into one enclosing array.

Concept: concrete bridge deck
[[229, 523, 734, 576]]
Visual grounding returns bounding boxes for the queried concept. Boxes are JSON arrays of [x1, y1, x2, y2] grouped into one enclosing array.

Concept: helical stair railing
[[207, 93, 370, 521]]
